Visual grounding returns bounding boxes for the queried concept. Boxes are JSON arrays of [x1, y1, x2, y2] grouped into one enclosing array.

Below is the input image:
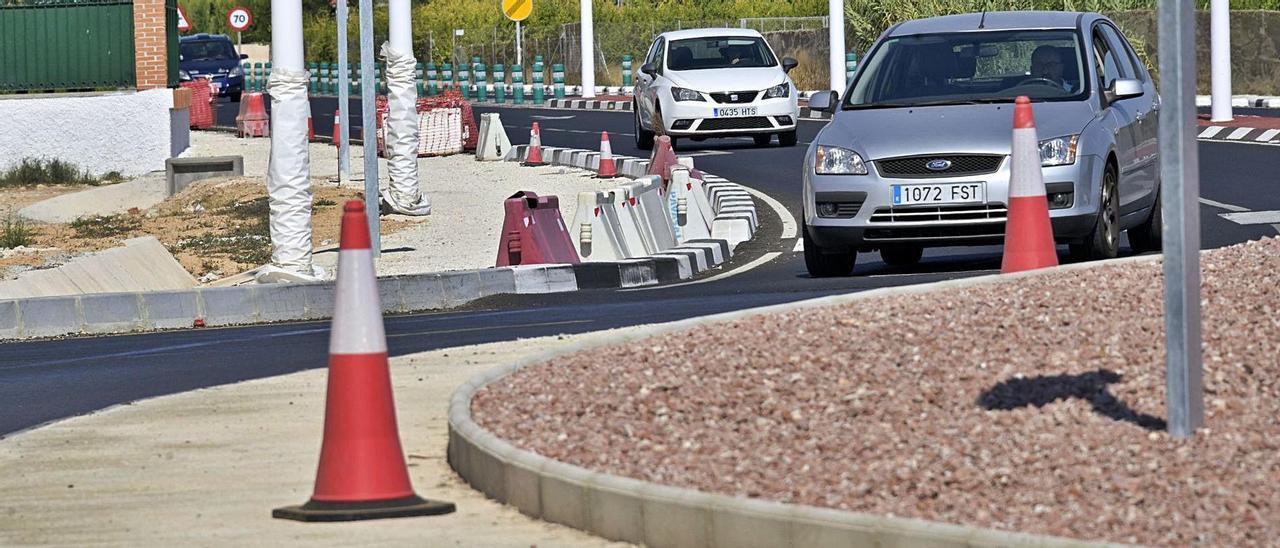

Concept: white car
[[633, 28, 801, 150]]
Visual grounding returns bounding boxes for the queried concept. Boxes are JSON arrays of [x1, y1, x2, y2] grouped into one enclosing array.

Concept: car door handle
[[1136, 112, 1145, 121]]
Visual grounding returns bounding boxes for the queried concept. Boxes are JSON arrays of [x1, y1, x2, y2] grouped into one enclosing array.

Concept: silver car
[[802, 11, 1161, 276]]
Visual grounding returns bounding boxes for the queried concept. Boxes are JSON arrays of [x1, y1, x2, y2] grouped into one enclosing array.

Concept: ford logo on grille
[[926, 159, 952, 171]]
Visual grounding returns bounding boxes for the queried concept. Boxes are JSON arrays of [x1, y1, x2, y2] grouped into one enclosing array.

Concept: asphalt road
[[3, 100, 1277, 436]]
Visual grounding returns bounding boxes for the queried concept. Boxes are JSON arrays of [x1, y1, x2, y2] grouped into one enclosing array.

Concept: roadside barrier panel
[[475, 113, 512, 161], [646, 136, 680, 184], [623, 176, 678, 254], [606, 186, 651, 258], [495, 191, 581, 267], [571, 190, 634, 261], [235, 92, 270, 137], [180, 80, 215, 129], [669, 168, 712, 243]]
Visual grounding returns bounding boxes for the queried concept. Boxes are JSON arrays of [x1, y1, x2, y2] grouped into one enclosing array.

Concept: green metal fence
[[0, 0, 136, 92]]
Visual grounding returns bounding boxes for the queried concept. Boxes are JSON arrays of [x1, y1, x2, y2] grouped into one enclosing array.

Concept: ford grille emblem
[[926, 159, 952, 171]]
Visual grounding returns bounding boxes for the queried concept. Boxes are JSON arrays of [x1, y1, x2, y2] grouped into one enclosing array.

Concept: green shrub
[[70, 215, 142, 239], [0, 216, 36, 249], [0, 159, 123, 188]]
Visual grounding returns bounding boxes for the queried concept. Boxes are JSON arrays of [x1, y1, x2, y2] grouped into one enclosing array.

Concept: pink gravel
[[472, 237, 1280, 546]]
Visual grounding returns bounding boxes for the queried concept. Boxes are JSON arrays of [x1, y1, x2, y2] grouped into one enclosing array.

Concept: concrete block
[[0, 300, 21, 338], [876, 519, 973, 548], [512, 265, 579, 294], [657, 249, 706, 273], [711, 499, 795, 548], [392, 275, 442, 312], [673, 246, 713, 271], [572, 261, 657, 290], [165, 155, 243, 196], [648, 255, 686, 283], [650, 253, 694, 280], [712, 217, 755, 250], [141, 290, 201, 329], [19, 296, 81, 338], [199, 286, 258, 326], [719, 204, 759, 228], [299, 283, 336, 320], [681, 240, 729, 265], [476, 267, 517, 296], [587, 475, 648, 544], [539, 460, 594, 531], [466, 432, 508, 502], [640, 484, 715, 548], [253, 284, 309, 322], [377, 277, 406, 314], [789, 508, 878, 548], [80, 293, 142, 334], [438, 270, 485, 306], [504, 450, 545, 518]]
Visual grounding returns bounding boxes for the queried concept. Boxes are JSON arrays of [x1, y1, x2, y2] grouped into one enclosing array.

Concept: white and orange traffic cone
[[597, 131, 618, 178], [524, 122, 547, 166], [273, 201, 455, 522], [1001, 96, 1059, 273], [331, 109, 341, 148]]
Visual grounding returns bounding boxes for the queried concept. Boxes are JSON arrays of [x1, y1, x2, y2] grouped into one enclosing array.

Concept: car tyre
[[1070, 162, 1120, 261], [880, 245, 923, 267], [778, 130, 798, 147], [753, 134, 772, 146], [803, 222, 856, 277], [634, 101, 655, 150], [1128, 192, 1162, 253]]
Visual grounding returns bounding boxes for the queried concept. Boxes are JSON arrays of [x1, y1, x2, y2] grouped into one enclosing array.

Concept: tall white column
[[271, 0, 304, 70], [828, 0, 845, 93], [1210, 0, 1232, 122], [388, 0, 412, 53], [580, 0, 595, 98]]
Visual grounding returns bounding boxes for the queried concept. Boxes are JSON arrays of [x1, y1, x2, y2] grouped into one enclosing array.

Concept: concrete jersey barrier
[[570, 190, 634, 261]]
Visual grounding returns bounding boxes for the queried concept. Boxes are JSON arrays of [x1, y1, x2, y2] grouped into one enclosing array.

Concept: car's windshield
[[180, 40, 237, 62], [845, 30, 1087, 108], [666, 36, 777, 71]]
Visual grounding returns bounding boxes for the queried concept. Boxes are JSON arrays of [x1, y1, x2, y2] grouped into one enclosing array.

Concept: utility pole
[[580, 0, 595, 98], [358, 0, 378, 255], [828, 0, 845, 93], [1210, 0, 1233, 122], [337, 0, 350, 182]]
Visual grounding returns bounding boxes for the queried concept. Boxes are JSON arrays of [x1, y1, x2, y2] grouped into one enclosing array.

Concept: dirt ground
[[9, 177, 411, 281]]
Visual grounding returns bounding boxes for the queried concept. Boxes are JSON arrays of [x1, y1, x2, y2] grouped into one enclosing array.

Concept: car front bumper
[[661, 95, 798, 136], [803, 153, 1104, 251]]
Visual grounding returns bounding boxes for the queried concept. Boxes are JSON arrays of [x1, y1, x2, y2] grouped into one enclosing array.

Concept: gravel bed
[[473, 237, 1280, 546]]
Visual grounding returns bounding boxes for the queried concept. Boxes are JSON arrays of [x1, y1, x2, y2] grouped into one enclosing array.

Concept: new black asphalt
[[2, 100, 1276, 436]]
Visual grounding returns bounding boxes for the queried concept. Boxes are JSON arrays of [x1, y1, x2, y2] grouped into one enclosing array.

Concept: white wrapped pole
[[580, 0, 595, 99], [259, 0, 322, 283], [380, 43, 431, 216], [828, 0, 845, 93], [1210, 0, 1233, 122]]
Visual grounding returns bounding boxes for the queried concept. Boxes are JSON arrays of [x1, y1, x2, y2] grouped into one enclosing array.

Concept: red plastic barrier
[[647, 135, 680, 185], [495, 191, 581, 267], [236, 92, 270, 137], [376, 91, 479, 157], [180, 80, 214, 129]]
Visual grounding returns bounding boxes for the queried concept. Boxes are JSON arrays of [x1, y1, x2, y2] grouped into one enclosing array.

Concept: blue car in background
[[179, 34, 247, 101]]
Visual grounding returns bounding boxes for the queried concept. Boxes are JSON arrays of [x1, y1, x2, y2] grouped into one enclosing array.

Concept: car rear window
[[180, 40, 237, 62], [667, 37, 777, 71]]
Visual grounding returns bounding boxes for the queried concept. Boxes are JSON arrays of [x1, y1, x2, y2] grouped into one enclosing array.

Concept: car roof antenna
[[978, 9, 988, 29]]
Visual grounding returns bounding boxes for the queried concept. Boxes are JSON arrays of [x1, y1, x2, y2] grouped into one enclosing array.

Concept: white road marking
[[793, 238, 804, 252], [623, 251, 783, 291], [684, 150, 733, 157], [1220, 210, 1280, 225], [1257, 129, 1280, 142], [738, 185, 798, 240], [531, 115, 576, 120], [1198, 197, 1250, 212], [1226, 127, 1253, 140], [1198, 126, 1225, 139]]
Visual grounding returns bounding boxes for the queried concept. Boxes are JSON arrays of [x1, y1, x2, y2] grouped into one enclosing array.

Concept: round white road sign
[[227, 6, 252, 32]]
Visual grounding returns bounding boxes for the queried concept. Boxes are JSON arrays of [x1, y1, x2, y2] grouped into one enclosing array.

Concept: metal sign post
[[1158, 0, 1205, 439], [337, 0, 350, 182], [359, 0, 379, 256]]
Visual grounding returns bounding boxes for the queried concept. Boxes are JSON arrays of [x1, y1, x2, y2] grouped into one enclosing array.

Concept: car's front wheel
[[634, 101, 654, 150], [1070, 163, 1120, 261], [803, 222, 856, 277]]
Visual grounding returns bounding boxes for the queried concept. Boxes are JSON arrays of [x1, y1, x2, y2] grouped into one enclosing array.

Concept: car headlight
[[815, 145, 868, 175], [671, 87, 704, 102], [764, 83, 790, 99], [1039, 135, 1079, 167], [179, 69, 192, 81], [230, 66, 243, 77]]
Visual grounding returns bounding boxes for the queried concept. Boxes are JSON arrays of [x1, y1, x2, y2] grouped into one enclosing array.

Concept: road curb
[[448, 255, 1159, 548]]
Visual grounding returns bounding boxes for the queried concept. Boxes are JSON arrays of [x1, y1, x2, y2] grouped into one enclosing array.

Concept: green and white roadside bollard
[[476, 61, 488, 102], [426, 62, 438, 96], [442, 63, 453, 93], [512, 65, 524, 104], [352, 63, 360, 95], [552, 63, 565, 99], [252, 62, 263, 91], [459, 62, 471, 99], [308, 62, 319, 93], [846, 52, 858, 84], [264, 62, 272, 88], [415, 62, 425, 96], [493, 64, 506, 103], [622, 54, 633, 88], [242, 62, 253, 91], [532, 61, 545, 103]]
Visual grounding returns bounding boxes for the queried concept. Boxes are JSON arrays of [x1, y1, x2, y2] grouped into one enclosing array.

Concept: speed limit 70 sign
[[227, 6, 252, 32]]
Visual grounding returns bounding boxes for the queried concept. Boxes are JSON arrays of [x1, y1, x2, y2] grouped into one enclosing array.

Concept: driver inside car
[[1029, 45, 1075, 92]]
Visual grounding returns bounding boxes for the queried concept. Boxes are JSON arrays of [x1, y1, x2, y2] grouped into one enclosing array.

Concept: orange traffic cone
[[1001, 96, 1059, 273], [646, 135, 680, 185], [524, 122, 547, 166], [597, 131, 618, 178], [331, 109, 341, 149], [273, 201, 455, 522], [236, 92, 270, 138]]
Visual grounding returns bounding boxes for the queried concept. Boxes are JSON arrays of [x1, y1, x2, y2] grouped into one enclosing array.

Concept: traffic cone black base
[[273, 494, 456, 522]]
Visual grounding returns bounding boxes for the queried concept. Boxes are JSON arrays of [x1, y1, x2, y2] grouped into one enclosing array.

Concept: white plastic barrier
[[623, 176, 677, 254], [475, 113, 512, 161], [604, 187, 650, 259], [570, 190, 634, 261], [668, 167, 712, 243]]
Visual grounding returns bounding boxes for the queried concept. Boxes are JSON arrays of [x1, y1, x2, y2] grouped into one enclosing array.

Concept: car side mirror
[[782, 57, 798, 73], [240, 53, 249, 60], [1107, 78, 1143, 102], [640, 63, 657, 77], [809, 90, 839, 113]]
